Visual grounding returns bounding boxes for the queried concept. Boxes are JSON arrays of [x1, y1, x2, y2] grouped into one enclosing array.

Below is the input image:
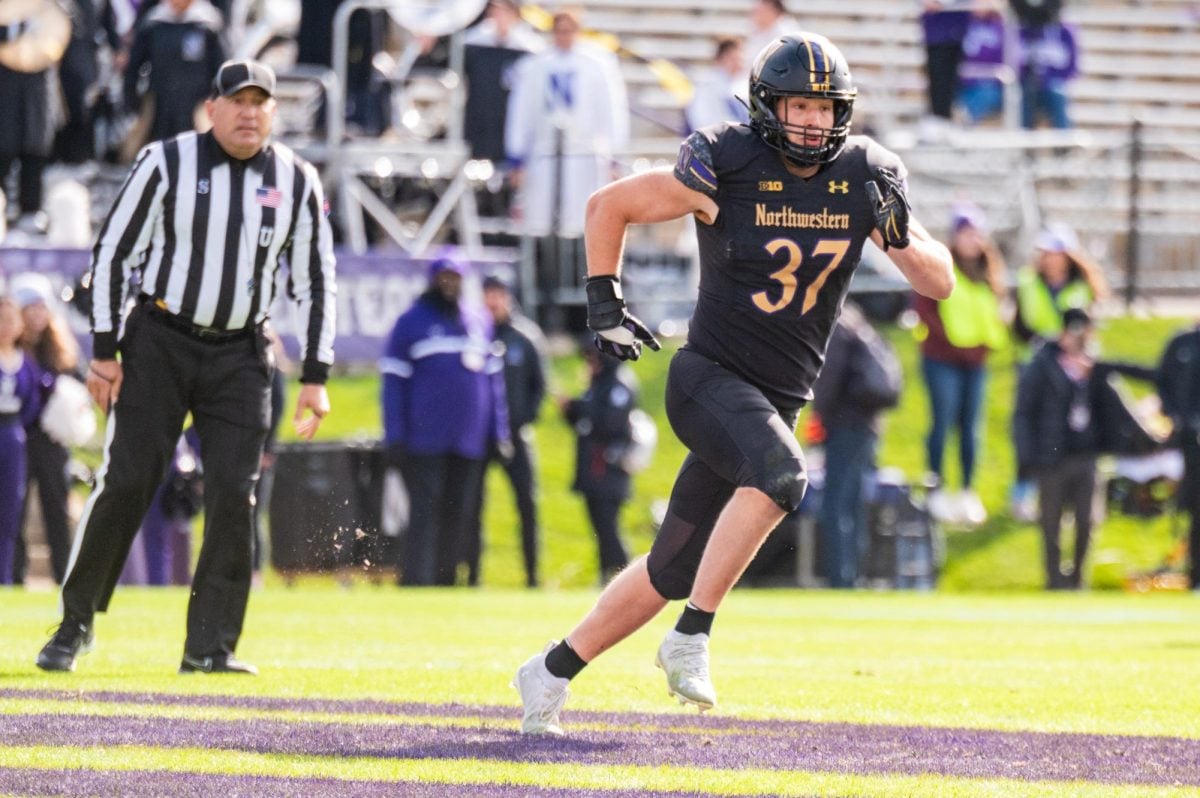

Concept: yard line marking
[[0, 710, 1197, 786]]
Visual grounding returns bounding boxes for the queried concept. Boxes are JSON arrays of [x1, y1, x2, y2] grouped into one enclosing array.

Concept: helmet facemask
[[748, 34, 857, 167]]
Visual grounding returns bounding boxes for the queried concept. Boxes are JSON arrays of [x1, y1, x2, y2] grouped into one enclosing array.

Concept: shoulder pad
[[674, 131, 718, 197]]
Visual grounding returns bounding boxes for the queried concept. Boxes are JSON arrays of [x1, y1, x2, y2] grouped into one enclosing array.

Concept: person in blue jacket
[[380, 256, 510, 586], [562, 342, 639, 584]]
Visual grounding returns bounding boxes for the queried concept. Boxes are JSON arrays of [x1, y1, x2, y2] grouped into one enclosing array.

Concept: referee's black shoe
[[36, 616, 94, 672], [179, 653, 259, 675]]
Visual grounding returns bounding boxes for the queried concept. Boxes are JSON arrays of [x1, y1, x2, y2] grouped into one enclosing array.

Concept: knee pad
[[759, 457, 808, 513]]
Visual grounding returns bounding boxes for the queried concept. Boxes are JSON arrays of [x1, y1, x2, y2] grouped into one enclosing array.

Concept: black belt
[[139, 296, 254, 343]]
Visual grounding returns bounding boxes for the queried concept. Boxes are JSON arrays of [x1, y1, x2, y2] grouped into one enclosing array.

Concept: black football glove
[[865, 168, 911, 251], [585, 276, 661, 361]]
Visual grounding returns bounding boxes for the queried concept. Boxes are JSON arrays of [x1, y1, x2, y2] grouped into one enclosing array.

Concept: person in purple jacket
[[957, 2, 1007, 125], [0, 296, 49, 585], [1019, 20, 1078, 129], [380, 256, 510, 587]]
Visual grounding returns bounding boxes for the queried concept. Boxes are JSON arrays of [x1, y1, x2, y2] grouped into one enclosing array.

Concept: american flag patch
[[256, 186, 282, 208]]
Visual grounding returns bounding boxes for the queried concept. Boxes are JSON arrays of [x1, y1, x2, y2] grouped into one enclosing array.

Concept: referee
[[36, 59, 337, 675]]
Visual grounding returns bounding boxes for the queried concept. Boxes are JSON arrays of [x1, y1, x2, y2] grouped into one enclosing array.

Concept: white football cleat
[[656, 629, 716, 711], [513, 641, 570, 735]]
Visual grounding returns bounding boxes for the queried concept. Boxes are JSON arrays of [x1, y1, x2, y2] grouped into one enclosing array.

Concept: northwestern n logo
[[828, 180, 849, 194], [548, 71, 575, 110]]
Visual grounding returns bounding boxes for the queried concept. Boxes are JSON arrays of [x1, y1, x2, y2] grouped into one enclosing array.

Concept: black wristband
[[300, 359, 330, 384], [586, 276, 626, 330], [93, 331, 118, 361]]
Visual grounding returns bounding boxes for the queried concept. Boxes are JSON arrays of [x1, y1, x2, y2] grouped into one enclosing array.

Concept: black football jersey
[[673, 124, 905, 410]]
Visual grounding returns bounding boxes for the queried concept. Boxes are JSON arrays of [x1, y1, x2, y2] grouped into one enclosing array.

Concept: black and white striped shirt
[[90, 130, 337, 382]]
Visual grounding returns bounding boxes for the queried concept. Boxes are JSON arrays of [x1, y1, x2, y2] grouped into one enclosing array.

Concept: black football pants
[[61, 306, 271, 658]]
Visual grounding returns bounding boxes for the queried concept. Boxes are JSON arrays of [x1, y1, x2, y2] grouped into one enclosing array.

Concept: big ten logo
[[336, 273, 426, 336], [758, 180, 783, 192]]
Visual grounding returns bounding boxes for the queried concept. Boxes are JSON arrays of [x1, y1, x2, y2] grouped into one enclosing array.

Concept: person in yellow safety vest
[[912, 203, 1008, 527], [1012, 223, 1108, 357], [1009, 222, 1108, 521]]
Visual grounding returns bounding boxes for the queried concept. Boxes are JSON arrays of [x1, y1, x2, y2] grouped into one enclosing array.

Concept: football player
[[514, 32, 954, 734]]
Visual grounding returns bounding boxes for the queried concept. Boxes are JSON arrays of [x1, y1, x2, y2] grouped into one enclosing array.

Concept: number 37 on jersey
[[751, 237, 850, 316]]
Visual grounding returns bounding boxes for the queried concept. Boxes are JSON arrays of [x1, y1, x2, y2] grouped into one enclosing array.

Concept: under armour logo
[[197, 178, 210, 195], [828, 180, 849, 194]]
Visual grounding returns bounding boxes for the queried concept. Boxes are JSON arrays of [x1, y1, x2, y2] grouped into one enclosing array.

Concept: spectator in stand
[[297, 0, 388, 135], [12, 275, 81, 586], [0, 297, 47, 586], [913, 203, 1008, 526], [1018, 18, 1078, 129], [562, 342, 638, 585], [1009, 0, 1062, 27], [1156, 322, 1200, 592], [811, 301, 900, 588], [505, 8, 629, 265], [0, 1, 64, 235], [463, 0, 544, 221], [919, 1, 972, 141], [381, 256, 510, 587], [744, 0, 795, 67], [686, 37, 749, 133], [957, 1, 1008, 125], [124, 0, 225, 143], [53, 0, 101, 164], [464, 276, 548, 588], [1015, 308, 1155, 589]]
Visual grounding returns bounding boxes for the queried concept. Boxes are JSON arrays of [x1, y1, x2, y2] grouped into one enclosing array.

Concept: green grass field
[[2, 587, 1199, 796], [6, 314, 1200, 795]]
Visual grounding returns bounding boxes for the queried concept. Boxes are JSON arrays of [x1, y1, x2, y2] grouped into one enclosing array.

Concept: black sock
[[675, 602, 715, 636], [544, 639, 587, 680]]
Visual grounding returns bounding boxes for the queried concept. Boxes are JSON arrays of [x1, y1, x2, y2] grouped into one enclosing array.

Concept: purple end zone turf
[[0, 708, 1197, 786], [0, 768, 780, 798]]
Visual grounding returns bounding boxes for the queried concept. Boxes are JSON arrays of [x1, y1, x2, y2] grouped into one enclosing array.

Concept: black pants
[[52, 42, 96, 163], [399, 452, 485, 586], [0, 155, 46, 215], [16, 427, 73, 584], [61, 307, 271, 658], [925, 42, 964, 119], [585, 495, 627, 579], [1037, 453, 1097, 589], [465, 429, 540, 586]]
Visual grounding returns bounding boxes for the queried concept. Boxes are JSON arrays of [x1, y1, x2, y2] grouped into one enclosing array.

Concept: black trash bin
[[268, 441, 387, 573]]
